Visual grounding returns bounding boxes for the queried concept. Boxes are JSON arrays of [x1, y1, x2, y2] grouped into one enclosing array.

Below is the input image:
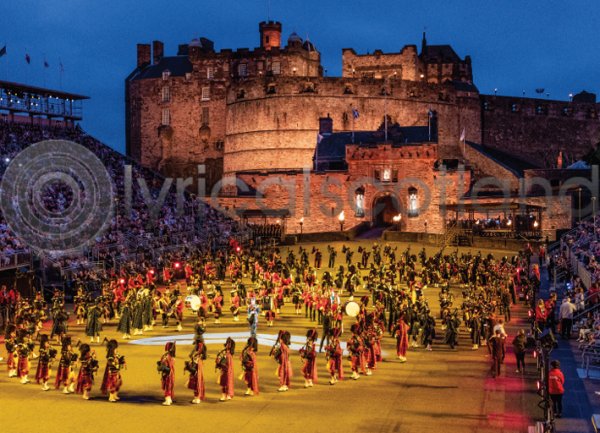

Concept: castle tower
[[259, 21, 282, 50]]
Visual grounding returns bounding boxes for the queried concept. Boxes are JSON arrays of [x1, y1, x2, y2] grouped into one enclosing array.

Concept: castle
[[125, 21, 600, 239]]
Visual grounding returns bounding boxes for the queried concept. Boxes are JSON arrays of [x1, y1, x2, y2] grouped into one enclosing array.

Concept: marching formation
[[2, 241, 540, 404]]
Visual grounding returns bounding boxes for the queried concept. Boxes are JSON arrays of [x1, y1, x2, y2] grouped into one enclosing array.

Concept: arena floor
[[0, 241, 540, 433]]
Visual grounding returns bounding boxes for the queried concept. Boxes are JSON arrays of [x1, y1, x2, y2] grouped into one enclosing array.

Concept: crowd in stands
[[562, 219, 600, 284], [0, 119, 246, 293]]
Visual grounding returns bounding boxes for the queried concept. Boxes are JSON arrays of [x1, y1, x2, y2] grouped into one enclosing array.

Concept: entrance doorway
[[372, 193, 401, 227]]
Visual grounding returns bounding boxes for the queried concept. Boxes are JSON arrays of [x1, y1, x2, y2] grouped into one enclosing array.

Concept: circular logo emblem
[[0, 140, 114, 255]]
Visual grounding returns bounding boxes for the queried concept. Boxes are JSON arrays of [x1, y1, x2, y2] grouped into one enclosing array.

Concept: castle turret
[[259, 21, 282, 50]]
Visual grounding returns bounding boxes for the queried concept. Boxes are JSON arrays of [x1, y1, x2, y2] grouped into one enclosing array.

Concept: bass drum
[[344, 301, 360, 317], [185, 295, 201, 312]]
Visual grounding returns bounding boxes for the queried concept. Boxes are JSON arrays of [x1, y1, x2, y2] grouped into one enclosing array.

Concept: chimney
[[153, 40, 164, 64], [137, 43, 151, 68], [259, 21, 282, 50], [319, 115, 333, 135]]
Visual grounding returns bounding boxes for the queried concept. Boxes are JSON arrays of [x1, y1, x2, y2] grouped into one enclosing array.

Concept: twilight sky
[[1, 0, 598, 153]]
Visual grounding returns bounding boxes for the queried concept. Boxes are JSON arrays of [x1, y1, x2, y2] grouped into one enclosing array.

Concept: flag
[[25, 53, 30, 64], [0, 45, 6, 58], [460, 128, 466, 142], [352, 108, 359, 119], [44, 60, 49, 68], [59, 60, 64, 73]]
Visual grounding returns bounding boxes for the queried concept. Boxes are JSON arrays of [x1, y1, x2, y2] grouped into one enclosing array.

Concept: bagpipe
[[269, 340, 282, 363], [241, 348, 254, 371], [156, 354, 171, 377], [184, 359, 198, 376], [215, 349, 228, 370]]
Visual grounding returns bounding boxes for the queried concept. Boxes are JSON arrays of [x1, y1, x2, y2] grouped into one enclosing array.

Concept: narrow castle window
[[408, 187, 419, 217], [355, 187, 365, 217], [162, 70, 170, 81], [238, 63, 248, 77], [207, 67, 214, 80], [161, 108, 170, 126], [272, 61, 281, 75], [201, 87, 210, 101], [161, 86, 170, 103], [201, 107, 209, 125]]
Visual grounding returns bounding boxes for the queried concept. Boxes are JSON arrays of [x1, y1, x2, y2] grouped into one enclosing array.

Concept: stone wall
[[481, 95, 600, 168]]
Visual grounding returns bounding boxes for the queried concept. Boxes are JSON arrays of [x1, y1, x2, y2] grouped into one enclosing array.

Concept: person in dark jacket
[[488, 329, 505, 378], [512, 329, 527, 373]]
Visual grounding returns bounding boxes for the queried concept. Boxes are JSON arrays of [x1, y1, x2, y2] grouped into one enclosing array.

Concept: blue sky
[[2, 0, 598, 153]]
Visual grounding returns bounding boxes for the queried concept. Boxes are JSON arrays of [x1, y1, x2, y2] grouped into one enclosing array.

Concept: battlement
[[346, 143, 438, 161], [226, 75, 465, 104]]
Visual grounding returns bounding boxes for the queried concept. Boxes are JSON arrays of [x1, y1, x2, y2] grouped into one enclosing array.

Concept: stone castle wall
[[481, 95, 600, 168]]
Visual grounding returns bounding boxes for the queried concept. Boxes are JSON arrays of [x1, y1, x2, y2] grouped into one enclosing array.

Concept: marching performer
[[300, 329, 318, 387], [347, 324, 364, 380], [76, 343, 99, 400], [271, 330, 292, 392], [393, 314, 410, 363], [240, 336, 259, 396], [216, 337, 235, 401], [157, 342, 176, 405], [325, 327, 344, 384], [186, 338, 207, 404], [100, 339, 125, 402], [86, 300, 102, 343], [5, 324, 17, 377], [16, 329, 34, 384], [35, 334, 57, 390], [55, 336, 77, 394]]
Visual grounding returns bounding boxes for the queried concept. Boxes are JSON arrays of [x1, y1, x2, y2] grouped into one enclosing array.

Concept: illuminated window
[[382, 168, 391, 182], [355, 187, 365, 217], [161, 108, 170, 126], [408, 187, 418, 217], [162, 70, 170, 81], [207, 67, 214, 80], [201, 87, 210, 101]]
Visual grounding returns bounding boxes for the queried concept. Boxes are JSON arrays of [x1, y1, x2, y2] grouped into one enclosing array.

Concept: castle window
[[207, 67, 214, 80], [535, 105, 548, 115], [185, 72, 192, 80], [511, 103, 520, 113], [408, 187, 419, 217], [272, 61, 281, 75], [266, 85, 276, 95], [588, 108, 598, 119], [201, 107, 209, 125], [237, 89, 246, 99], [238, 63, 248, 77], [201, 87, 210, 101], [483, 101, 493, 111], [382, 168, 391, 182], [162, 70, 170, 81], [343, 85, 354, 95], [161, 86, 170, 103], [562, 107, 573, 117], [161, 108, 170, 126], [355, 187, 365, 217], [215, 141, 224, 151]]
